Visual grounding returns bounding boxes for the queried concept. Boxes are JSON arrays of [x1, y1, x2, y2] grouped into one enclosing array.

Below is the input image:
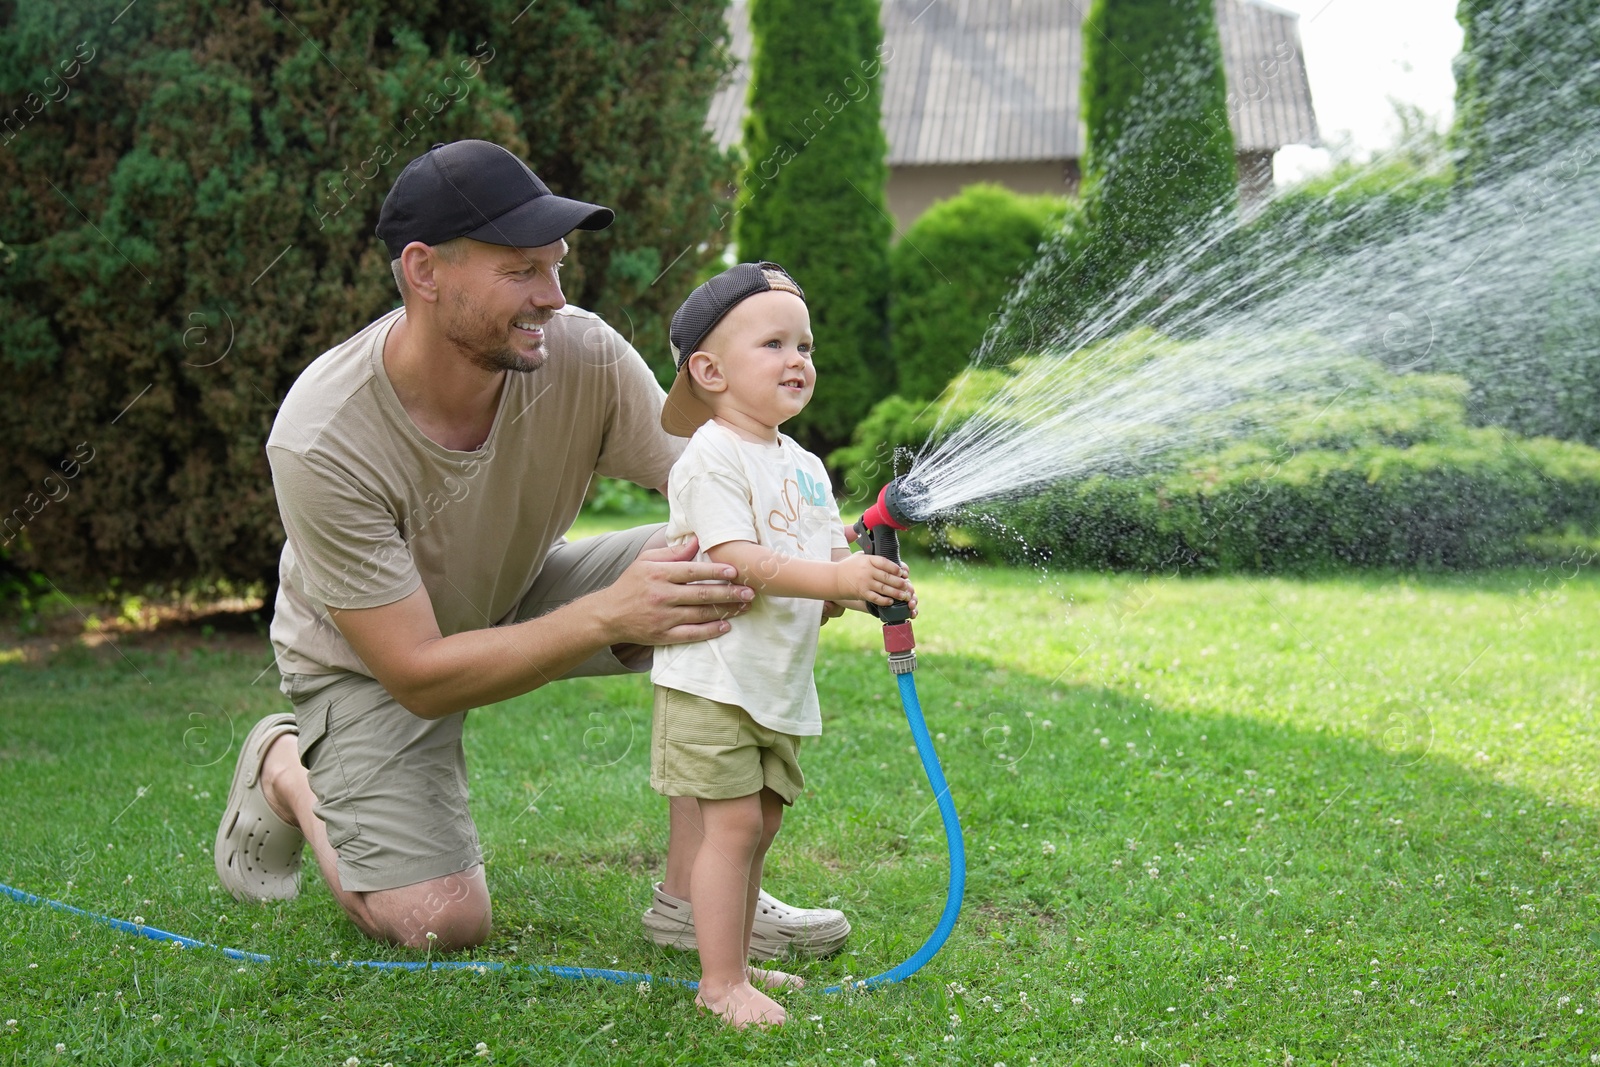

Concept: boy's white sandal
[[642, 882, 851, 959]]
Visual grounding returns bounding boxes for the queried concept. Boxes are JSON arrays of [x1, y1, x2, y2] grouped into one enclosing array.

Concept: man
[[214, 140, 851, 956]]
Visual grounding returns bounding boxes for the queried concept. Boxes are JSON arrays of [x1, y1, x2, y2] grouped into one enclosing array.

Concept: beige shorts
[[650, 685, 805, 804], [281, 524, 661, 893]]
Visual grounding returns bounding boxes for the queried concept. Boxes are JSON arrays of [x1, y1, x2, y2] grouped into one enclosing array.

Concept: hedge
[[834, 330, 1600, 571]]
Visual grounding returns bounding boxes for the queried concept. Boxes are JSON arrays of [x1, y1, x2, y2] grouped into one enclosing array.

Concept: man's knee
[[367, 868, 492, 950]]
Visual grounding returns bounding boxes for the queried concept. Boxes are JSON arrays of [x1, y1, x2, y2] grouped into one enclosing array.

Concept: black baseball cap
[[375, 140, 614, 261], [661, 261, 806, 437]]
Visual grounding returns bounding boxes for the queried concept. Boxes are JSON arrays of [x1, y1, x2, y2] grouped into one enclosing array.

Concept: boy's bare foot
[[695, 980, 787, 1029], [748, 965, 805, 991]]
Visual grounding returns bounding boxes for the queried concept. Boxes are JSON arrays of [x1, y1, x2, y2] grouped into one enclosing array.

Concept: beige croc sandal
[[214, 713, 304, 902], [642, 882, 850, 959]]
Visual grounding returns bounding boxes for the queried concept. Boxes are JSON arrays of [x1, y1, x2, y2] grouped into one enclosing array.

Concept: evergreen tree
[[1070, 0, 1237, 326], [0, 0, 733, 591], [1452, 0, 1600, 185], [1445, 0, 1600, 442], [734, 0, 892, 453]]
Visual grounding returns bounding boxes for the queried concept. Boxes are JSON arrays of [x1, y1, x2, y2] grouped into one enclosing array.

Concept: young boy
[[651, 262, 913, 1028]]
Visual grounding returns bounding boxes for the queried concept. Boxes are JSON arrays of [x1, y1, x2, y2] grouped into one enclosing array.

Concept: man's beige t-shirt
[[267, 304, 681, 677]]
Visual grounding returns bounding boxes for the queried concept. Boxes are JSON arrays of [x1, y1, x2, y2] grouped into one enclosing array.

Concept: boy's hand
[[836, 553, 912, 606]]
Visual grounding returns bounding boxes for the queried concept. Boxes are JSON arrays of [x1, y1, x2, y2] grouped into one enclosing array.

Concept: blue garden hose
[[0, 665, 965, 994]]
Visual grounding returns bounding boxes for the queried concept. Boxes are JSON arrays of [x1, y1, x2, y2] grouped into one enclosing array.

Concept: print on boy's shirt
[[795, 468, 827, 506], [767, 470, 832, 553]]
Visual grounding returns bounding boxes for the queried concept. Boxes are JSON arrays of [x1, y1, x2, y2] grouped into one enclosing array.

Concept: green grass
[[3, 543, 1599, 1065]]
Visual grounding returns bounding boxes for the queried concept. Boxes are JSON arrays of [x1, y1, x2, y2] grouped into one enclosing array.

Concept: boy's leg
[[521, 527, 850, 953], [691, 793, 787, 1028], [745, 788, 804, 992]]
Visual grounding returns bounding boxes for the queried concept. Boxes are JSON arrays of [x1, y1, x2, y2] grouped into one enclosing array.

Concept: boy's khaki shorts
[[281, 524, 661, 893], [650, 686, 804, 804]]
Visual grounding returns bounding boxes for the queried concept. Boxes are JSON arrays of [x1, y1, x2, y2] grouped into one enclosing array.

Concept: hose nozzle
[[853, 476, 921, 641], [858, 479, 917, 533]]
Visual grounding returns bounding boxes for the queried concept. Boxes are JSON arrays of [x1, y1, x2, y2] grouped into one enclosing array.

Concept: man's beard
[[443, 289, 549, 374]]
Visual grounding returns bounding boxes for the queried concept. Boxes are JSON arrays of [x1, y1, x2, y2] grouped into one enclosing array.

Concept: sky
[[1262, 0, 1465, 184]]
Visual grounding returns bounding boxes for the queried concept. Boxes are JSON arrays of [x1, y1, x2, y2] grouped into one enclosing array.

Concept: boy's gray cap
[[662, 261, 806, 437], [376, 140, 614, 261]]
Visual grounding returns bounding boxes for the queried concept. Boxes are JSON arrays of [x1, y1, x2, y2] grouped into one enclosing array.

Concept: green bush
[[890, 184, 1068, 400], [1245, 157, 1453, 268], [988, 430, 1600, 573], [844, 330, 1600, 571]]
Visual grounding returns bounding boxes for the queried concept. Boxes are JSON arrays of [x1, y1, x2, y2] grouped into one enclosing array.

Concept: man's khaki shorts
[[650, 685, 804, 804], [281, 524, 661, 893]]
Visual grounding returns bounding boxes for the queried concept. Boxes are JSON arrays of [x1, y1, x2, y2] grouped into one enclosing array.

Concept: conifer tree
[[1077, 0, 1237, 301], [734, 0, 892, 452], [0, 0, 733, 590]]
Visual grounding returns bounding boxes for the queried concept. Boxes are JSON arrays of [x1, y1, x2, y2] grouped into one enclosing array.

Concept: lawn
[[2, 542, 1598, 1065]]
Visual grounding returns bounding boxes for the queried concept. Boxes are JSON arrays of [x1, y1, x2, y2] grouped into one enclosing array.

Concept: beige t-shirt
[[267, 304, 681, 677], [651, 421, 848, 736]]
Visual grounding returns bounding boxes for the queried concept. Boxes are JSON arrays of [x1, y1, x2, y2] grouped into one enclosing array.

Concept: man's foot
[[642, 882, 850, 959], [214, 713, 305, 902], [748, 965, 804, 991], [695, 980, 787, 1029]]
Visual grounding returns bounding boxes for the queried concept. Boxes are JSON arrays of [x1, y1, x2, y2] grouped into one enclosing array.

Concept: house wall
[[887, 150, 1280, 231], [887, 161, 1077, 230]]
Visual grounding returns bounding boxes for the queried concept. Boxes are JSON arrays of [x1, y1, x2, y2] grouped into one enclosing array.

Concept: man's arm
[[330, 537, 751, 719]]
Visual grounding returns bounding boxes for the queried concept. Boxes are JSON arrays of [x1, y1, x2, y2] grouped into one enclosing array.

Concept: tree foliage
[[1077, 0, 1236, 298], [0, 0, 734, 589], [1452, 0, 1600, 186], [734, 0, 892, 453]]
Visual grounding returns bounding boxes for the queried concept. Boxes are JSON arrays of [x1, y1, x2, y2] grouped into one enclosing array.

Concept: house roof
[[706, 0, 1321, 166]]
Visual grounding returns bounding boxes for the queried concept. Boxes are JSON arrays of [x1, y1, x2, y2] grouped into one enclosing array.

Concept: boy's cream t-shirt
[[651, 421, 849, 736], [267, 305, 681, 678]]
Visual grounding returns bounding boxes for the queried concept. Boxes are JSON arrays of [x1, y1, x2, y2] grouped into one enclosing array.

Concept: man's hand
[[588, 535, 754, 647]]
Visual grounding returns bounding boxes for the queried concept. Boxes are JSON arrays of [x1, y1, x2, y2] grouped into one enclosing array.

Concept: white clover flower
[[637, 981, 651, 996], [151, 1014, 162, 1023], [133, 916, 144, 925], [1071, 996, 1085, 1006], [1042, 840, 1056, 855], [55, 1044, 66, 1054], [345, 1058, 361, 1067]]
